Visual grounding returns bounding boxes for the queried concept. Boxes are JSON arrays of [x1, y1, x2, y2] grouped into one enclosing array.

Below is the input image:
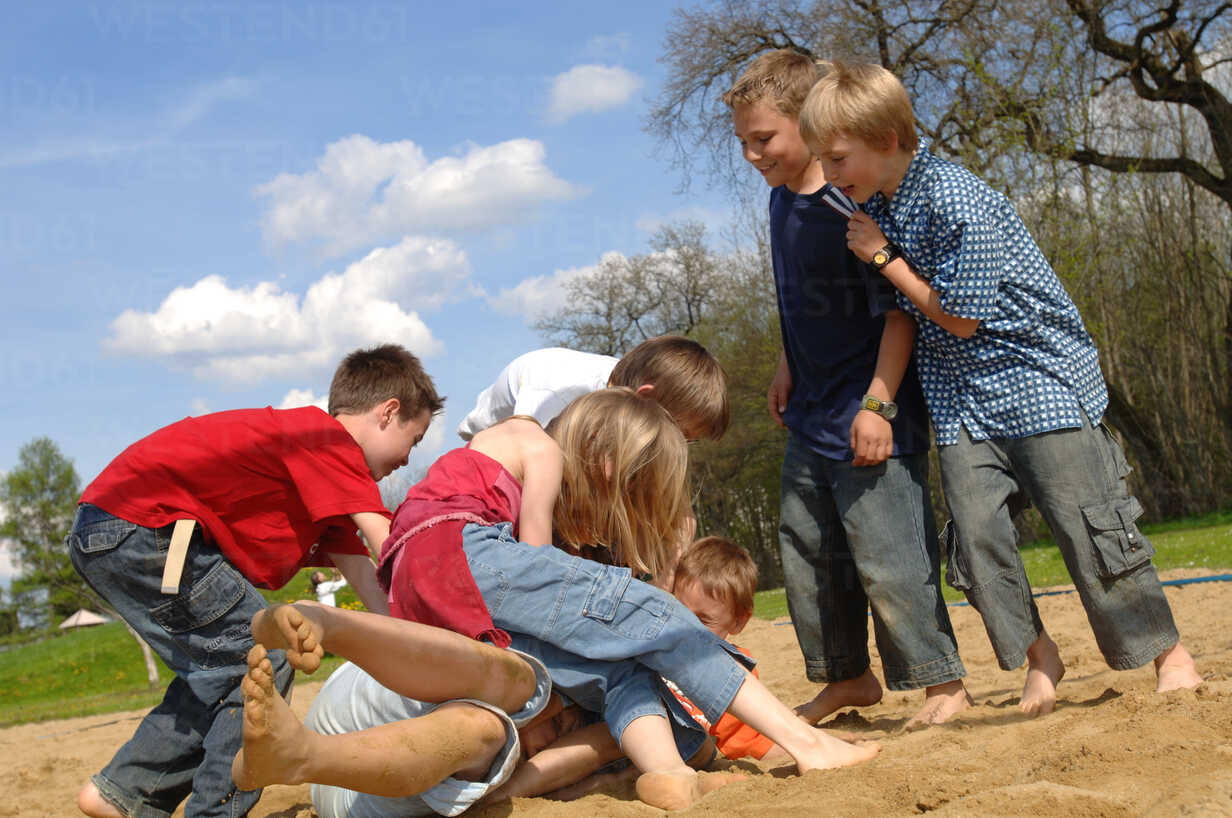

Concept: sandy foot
[[904, 680, 974, 731], [795, 668, 883, 725], [1020, 632, 1066, 717], [1155, 643, 1203, 692], [634, 767, 746, 811], [232, 645, 313, 791], [250, 603, 325, 674]]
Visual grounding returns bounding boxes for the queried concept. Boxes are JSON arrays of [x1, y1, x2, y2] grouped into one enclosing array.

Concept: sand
[[3, 569, 1230, 818]]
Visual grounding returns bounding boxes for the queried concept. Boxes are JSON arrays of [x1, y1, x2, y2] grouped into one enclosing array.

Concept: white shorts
[[306, 649, 553, 818]]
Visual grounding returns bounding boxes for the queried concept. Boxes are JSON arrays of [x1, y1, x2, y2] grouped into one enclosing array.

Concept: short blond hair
[[550, 388, 690, 578], [721, 49, 824, 118], [798, 61, 918, 155], [608, 336, 730, 441], [674, 536, 758, 617]]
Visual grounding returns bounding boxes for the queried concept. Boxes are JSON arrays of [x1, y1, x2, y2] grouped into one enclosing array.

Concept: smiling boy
[[798, 61, 1201, 715], [723, 49, 970, 729]]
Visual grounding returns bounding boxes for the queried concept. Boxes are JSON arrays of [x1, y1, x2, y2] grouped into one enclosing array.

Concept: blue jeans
[[779, 436, 964, 690], [461, 523, 747, 750], [67, 504, 291, 818], [939, 418, 1179, 670]]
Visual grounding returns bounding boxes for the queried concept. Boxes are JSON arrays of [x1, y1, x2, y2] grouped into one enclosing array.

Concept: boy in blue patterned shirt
[[797, 61, 1201, 715]]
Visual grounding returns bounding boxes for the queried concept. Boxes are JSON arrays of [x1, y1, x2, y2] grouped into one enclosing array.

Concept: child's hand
[[846, 212, 888, 264], [767, 353, 793, 427], [850, 410, 893, 466]]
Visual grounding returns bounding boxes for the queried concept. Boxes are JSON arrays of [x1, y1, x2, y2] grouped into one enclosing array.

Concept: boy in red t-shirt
[[69, 344, 442, 818], [666, 536, 787, 762]]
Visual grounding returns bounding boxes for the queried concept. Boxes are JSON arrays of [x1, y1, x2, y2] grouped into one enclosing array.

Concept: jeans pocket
[[1081, 496, 1155, 579], [941, 520, 974, 591], [68, 510, 138, 555], [150, 558, 250, 669], [582, 565, 669, 641], [1097, 423, 1133, 479]]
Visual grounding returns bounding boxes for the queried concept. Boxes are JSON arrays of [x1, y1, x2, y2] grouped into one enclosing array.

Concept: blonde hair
[[798, 60, 918, 155], [608, 336, 730, 441], [674, 536, 758, 617], [550, 388, 690, 578], [721, 49, 824, 118]]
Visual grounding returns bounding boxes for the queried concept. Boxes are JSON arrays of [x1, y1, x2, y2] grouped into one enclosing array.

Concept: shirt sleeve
[[923, 185, 1004, 322]]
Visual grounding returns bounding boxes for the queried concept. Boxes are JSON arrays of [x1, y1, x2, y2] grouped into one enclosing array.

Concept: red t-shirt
[[80, 406, 387, 589]]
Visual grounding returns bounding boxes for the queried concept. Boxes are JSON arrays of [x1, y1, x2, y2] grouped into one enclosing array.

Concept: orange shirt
[[666, 645, 774, 760]]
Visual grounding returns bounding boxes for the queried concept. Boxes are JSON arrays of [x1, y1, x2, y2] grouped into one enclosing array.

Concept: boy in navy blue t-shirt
[[724, 50, 970, 728]]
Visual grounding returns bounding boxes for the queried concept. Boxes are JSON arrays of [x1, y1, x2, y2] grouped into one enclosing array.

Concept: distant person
[[797, 60, 1201, 714], [723, 49, 970, 728], [310, 569, 348, 607], [456, 335, 730, 444], [68, 344, 442, 818]]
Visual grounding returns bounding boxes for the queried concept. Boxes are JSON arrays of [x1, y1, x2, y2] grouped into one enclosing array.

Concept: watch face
[[872, 250, 889, 266]]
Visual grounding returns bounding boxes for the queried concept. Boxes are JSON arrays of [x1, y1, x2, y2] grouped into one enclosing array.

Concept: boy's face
[[673, 579, 746, 639], [364, 407, 432, 481], [814, 131, 898, 204], [732, 101, 817, 193]]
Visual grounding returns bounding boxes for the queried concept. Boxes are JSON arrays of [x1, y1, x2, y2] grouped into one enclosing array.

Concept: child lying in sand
[[233, 602, 739, 816]]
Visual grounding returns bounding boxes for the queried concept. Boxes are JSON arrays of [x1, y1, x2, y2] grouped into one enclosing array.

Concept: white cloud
[[486, 255, 620, 322], [278, 388, 328, 411], [255, 135, 579, 257], [634, 206, 730, 236], [105, 236, 470, 382], [546, 65, 643, 124]]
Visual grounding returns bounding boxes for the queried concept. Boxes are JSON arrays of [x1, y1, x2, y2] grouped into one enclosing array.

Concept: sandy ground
[[3, 569, 1230, 818]]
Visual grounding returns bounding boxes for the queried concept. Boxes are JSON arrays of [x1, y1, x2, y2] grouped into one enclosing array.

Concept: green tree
[[0, 437, 91, 622], [1, 438, 161, 685]]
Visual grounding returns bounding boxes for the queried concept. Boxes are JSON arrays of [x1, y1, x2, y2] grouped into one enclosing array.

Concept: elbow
[[952, 321, 979, 339]]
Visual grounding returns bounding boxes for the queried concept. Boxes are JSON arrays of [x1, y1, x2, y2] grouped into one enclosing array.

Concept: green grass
[[0, 567, 357, 727], [753, 515, 1232, 620], [2, 518, 1229, 727]]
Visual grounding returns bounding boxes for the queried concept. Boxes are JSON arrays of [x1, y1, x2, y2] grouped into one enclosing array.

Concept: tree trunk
[[121, 620, 161, 689]]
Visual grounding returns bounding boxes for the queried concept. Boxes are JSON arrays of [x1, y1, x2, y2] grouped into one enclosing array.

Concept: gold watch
[[859, 394, 898, 420], [870, 242, 900, 270]]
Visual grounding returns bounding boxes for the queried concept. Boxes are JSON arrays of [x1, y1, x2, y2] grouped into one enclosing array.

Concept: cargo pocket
[[581, 564, 668, 641], [1081, 495, 1155, 579], [941, 520, 974, 592], [150, 558, 249, 669]]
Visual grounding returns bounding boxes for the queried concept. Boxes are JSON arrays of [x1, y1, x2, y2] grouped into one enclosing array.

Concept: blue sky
[[0, 1, 736, 589]]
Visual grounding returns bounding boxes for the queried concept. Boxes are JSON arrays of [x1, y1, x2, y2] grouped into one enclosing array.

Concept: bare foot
[[795, 668, 883, 725], [250, 603, 325, 673], [904, 679, 973, 730], [791, 729, 880, 773], [232, 645, 314, 791], [1155, 643, 1202, 692], [634, 767, 745, 811], [76, 781, 123, 818], [1020, 631, 1065, 717]]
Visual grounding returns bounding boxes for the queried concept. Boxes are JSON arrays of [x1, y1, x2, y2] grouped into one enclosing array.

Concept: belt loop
[[161, 519, 196, 594]]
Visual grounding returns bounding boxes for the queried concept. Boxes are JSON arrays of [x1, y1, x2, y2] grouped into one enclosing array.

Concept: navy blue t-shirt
[[770, 184, 930, 460]]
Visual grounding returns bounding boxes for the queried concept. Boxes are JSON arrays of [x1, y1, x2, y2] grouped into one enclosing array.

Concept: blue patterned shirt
[[863, 143, 1108, 445]]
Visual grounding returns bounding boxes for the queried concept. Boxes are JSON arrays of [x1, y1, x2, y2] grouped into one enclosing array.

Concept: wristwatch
[[870, 242, 900, 271], [859, 393, 898, 420]]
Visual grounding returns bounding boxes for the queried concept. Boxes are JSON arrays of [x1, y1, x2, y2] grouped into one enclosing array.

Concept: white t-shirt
[[456, 348, 619, 440], [314, 578, 347, 607]]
